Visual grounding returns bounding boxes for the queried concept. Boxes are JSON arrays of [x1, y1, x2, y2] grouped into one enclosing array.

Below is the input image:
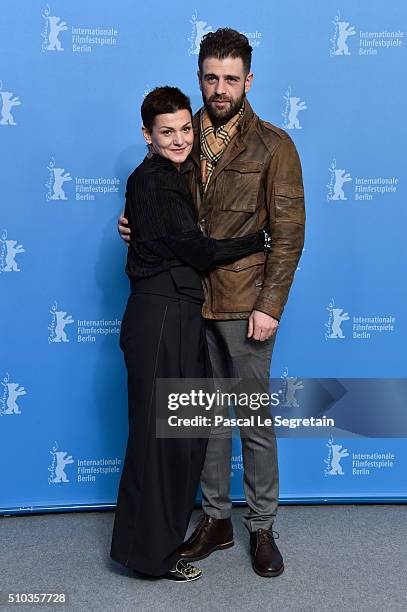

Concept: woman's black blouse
[[124, 153, 264, 280]]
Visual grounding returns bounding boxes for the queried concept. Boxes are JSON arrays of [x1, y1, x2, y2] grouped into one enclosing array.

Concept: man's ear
[[245, 72, 254, 95], [197, 70, 202, 91], [141, 125, 152, 145]]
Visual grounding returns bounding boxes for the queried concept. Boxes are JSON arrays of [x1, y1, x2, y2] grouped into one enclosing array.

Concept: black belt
[[130, 267, 204, 305]]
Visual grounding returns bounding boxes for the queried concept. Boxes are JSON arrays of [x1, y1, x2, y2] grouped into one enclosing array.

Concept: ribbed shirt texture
[[124, 153, 264, 280]]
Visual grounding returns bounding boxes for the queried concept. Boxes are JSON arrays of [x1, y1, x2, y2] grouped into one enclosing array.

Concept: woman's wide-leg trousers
[[110, 274, 209, 576]]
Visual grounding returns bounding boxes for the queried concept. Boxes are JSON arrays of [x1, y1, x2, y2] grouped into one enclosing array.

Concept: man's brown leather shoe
[[179, 513, 234, 561], [250, 529, 284, 577]]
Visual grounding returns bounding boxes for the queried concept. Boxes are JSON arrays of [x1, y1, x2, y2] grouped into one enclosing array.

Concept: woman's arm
[[158, 228, 267, 272], [127, 172, 269, 271]]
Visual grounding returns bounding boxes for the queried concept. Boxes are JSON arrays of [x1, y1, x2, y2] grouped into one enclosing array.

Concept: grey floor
[[1, 505, 406, 612]]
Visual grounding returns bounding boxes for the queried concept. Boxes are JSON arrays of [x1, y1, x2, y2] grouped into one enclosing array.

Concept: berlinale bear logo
[[325, 436, 350, 475], [282, 87, 307, 130], [48, 442, 75, 484], [41, 7, 68, 52], [0, 373, 27, 416], [327, 159, 353, 201], [0, 82, 21, 126], [46, 158, 72, 201], [188, 11, 212, 55], [0, 230, 25, 273], [325, 299, 350, 340], [48, 301, 75, 343], [330, 13, 356, 56]]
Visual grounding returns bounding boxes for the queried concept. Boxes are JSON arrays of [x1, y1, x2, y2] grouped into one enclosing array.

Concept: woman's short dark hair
[[198, 28, 253, 75], [141, 86, 192, 132]]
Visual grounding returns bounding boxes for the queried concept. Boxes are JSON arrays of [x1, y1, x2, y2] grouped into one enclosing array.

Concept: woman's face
[[143, 109, 193, 167]]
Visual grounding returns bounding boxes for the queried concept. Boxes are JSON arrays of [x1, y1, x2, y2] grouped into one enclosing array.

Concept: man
[[118, 28, 305, 577]]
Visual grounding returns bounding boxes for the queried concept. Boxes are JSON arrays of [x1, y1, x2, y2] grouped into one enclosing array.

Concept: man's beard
[[203, 91, 246, 127]]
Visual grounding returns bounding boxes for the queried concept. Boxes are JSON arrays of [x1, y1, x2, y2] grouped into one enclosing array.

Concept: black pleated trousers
[[110, 268, 209, 576]]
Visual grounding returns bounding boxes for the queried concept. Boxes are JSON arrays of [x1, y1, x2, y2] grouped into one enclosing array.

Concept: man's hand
[[118, 213, 131, 244], [247, 310, 279, 341]]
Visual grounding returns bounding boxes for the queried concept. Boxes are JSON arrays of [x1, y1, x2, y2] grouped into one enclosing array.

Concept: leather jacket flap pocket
[[274, 183, 305, 223], [221, 161, 263, 212], [214, 251, 266, 272], [274, 183, 304, 198], [226, 161, 263, 173], [210, 251, 266, 313]]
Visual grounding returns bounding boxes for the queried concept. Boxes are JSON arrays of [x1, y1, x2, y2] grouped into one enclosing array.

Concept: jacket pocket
[[210, 251, 266, 313], [220, 161, 263, 212], [274, 183, 305, 223]]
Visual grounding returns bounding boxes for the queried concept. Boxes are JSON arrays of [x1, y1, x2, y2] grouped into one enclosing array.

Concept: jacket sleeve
[[253, 135, 305, 321]]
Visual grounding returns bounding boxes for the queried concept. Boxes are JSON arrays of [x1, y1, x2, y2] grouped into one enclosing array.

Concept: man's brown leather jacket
[[183, 101, 305, 321]]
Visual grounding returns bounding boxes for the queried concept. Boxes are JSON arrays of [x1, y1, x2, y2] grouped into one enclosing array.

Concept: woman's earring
[[146, 143, 154, 158]]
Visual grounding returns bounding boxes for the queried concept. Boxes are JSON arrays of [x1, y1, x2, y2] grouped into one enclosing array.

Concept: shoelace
[[258, 528, 280, 545]]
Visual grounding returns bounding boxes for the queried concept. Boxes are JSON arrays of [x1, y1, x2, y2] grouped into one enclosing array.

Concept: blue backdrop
[[1, 1, 406, 514]]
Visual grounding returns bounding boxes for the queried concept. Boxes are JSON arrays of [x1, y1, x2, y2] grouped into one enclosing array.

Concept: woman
[[110, 86, 270, 582]]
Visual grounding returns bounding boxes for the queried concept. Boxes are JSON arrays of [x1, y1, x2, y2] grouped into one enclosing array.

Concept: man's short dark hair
[[198, 28, 253, 75], [141, 86, 192, 132]]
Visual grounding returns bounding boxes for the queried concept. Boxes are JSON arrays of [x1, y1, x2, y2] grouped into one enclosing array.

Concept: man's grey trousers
[[201, 319, 279, 532]]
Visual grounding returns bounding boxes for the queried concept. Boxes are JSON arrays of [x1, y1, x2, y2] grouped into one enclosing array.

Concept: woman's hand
[[118, 213, 131, 244]]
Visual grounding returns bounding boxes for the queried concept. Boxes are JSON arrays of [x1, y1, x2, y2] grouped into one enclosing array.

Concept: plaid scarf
[[200, 103, 245, 192]]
